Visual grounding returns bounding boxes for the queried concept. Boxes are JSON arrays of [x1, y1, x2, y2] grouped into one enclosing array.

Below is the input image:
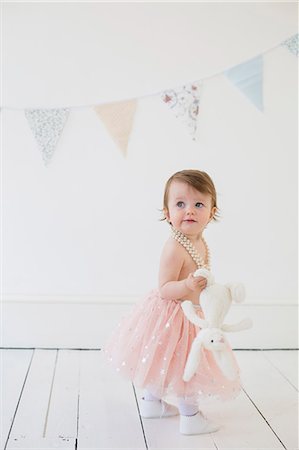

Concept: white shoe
[[180, 412, 220, 435], [139, 398, 179, 419]]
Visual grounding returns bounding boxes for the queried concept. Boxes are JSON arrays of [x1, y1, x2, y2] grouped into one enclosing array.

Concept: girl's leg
[[139, 388, 178, 419], [178, 397, 198, 416], [178, 397, 219, 435], [143, 389, 160, 402]]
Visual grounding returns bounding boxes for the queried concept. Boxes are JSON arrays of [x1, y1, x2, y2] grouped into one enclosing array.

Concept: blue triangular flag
[[225, 55, 263, 111]]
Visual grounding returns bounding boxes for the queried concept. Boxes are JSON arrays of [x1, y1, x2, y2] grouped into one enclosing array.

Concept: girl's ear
[[163, 208, 170, 222], [209, 206, 217, 221]]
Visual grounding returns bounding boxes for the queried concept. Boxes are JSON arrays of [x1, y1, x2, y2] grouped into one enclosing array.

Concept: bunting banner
[[224, 55, 264, 111], [94, 99, 137, 157], [25, 108, 70, 166], [161, 81, 202, 140], [3, 33, 296, 165], [281, 33, 299, 57]]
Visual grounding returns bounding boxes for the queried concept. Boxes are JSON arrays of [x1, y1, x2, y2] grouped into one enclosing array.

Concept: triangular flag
[[161, 81, 201, 140], [225, 55, 263, 111], [281, 33, 299, 57], [25, 108, 69, 166], [94, 99, 137, 156]]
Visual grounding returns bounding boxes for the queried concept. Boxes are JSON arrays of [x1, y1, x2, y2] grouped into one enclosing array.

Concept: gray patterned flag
[[281, 34, 299, 57], [25, 108, 70, 166]]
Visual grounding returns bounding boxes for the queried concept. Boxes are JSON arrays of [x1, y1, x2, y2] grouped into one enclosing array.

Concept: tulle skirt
[[104, 289, 241, 404]]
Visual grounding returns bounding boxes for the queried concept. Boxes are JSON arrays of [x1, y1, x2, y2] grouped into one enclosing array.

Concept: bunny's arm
[[221, 318, 253, 332]]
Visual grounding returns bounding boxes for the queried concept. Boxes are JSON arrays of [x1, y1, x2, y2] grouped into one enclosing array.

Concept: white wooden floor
[[1, 349, 298, 450]]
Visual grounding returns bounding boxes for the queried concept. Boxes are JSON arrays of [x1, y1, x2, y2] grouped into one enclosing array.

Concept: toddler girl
[[105, 169, 240, 435]]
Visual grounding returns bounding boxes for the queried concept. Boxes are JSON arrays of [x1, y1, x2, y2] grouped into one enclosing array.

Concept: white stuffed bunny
[[181, 268, 252, 382]]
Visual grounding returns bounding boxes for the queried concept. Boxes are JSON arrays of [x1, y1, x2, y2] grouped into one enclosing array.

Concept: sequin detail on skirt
[[104, 289, 241, 404]]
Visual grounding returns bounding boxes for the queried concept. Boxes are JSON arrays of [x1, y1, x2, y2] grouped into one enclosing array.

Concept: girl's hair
[[162, 169, 219, 221]]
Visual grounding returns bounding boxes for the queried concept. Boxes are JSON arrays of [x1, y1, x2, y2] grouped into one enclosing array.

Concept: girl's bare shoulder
[[161, 236, 186, 260], [159, 237, 186, 286]]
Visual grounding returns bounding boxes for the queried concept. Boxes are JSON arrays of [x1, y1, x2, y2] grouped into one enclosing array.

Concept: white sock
[[143, 389, 160, 402], [178, 398, 198, 416]]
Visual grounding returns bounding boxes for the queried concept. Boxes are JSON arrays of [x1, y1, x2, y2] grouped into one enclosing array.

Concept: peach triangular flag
[[94, 99, 137, 156]]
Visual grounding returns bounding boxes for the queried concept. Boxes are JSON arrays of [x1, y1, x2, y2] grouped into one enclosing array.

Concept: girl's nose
[[186, 206, 195, 215]]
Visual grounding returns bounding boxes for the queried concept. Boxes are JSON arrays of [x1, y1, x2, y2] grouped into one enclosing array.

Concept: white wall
[[2, 3, 298, 347], [3, 2, 298, 107]]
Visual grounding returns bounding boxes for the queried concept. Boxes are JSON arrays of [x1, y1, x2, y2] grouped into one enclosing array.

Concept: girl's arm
[[158, 239, 204, 300]]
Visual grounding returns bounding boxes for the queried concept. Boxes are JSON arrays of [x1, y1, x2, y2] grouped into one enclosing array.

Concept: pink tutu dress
[[104, 289, 241, 405]]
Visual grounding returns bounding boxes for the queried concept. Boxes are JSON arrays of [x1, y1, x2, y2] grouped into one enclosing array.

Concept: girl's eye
[[177, 201, 185, 208], [195, 202, 204, 208]]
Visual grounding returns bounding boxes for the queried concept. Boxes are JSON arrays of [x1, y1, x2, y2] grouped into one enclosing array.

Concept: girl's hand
[[185, 273, 207, 292]]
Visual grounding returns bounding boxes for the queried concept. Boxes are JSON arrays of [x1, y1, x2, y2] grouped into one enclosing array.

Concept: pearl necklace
[[171, 226, 210, 269]]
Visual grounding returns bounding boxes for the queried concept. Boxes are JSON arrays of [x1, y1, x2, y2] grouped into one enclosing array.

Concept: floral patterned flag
[[281, 33, 299, 57], [225, 55, 264, 111], [161, 82, 202, 140], [25, 108, 70, 166], [94, 99, 137, 157]]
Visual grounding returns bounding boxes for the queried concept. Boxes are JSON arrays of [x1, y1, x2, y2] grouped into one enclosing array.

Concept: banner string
[[1, 33, 297, 111]]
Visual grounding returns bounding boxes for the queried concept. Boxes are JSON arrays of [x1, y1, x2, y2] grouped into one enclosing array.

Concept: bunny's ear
[[225, 283, 246, 303], [181, 301, 208, 328], [183, 334, 203, 382], [212, 349, 239, 381]]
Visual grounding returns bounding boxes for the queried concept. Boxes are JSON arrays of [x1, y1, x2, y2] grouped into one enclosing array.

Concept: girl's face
[[164, 181, 216, 237]]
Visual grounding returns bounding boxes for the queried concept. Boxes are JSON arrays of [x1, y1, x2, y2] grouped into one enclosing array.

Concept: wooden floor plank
[[205, 389, 285, 449], [2, 349, 297, 450], [5, 349, 75, 449], [137, 374, 285, 450], [0, 349, 33, 449], [236, 351, 298, 450], [263, 350, 298, 391], [134, 387, 215, 449], [77, 350, 146, 449], [44, 350, 80, 442], [141, 412, 216, 449], [6, 437, 76, 449]]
